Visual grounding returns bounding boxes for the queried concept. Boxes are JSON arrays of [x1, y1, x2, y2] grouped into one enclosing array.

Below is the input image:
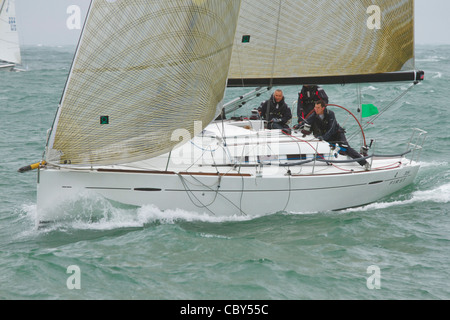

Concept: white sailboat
[[0, 0, 21, 71], [23, 0, 426, 225]]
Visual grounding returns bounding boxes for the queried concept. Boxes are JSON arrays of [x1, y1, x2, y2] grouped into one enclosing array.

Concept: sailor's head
[[314, 100, 326, 115], [273, 89, 284, 103]]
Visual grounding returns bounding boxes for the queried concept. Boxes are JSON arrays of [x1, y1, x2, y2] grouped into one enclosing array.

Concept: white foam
[[136, 204, 252, 224], [23, 194, 254, 231], [410, 183, 450, 204], [344, 182, 450, 212], [416, 56, 442, 62], [363, 86, 378, 91], [418, 160, 449, 168]]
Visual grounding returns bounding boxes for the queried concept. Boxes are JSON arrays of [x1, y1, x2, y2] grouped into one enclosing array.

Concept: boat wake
[[22, 193, 254, 232]]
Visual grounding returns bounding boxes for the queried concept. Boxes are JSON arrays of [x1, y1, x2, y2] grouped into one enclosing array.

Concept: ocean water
[[1, 45, 449, 301]]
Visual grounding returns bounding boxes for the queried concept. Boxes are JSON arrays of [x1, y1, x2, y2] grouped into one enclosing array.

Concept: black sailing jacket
[[305, 108, 344, 142], [258, 94, 292, 124]]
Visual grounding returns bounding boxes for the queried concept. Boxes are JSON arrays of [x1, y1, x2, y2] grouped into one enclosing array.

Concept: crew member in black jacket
[[297, 85, 328, 121], [303, 100, 368, 167], [258, 89, 292, 134]]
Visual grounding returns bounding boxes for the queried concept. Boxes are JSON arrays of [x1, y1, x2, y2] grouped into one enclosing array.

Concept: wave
[[344, 182, 450, 213], [362, 86, 378, 91], [418, 160, 449, 168], [416, 56, 447, 62], [20, 196, 253, 232]]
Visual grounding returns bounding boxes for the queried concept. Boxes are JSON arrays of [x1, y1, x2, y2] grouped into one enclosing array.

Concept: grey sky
[[14, 0, 450, 46]]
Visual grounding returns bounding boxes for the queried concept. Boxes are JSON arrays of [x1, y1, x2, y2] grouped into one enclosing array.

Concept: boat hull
[[36, 163, 420, 225], [0, 63, 15, 71]]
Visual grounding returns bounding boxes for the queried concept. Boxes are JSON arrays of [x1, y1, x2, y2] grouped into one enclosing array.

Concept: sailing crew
[[302, 100, 368, 167], [258, 89, 292, 134], [296, 85, 329, 123]]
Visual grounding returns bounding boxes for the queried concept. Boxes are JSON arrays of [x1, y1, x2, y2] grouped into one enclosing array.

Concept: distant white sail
[[0, 0, 21, 65], [47, 0, 241, 165]]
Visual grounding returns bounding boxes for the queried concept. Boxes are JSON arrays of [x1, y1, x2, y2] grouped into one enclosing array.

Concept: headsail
[[0, 0, 21, 65], [46, 0, 241, 165], [228, 0, 420, 87]]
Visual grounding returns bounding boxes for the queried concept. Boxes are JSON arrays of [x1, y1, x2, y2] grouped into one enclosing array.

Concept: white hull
[[0, 62, 15, 71], [37, 163, 419, 222], [36, 121, 423, 225]]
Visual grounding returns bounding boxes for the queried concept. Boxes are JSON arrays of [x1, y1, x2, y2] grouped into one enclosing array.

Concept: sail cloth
[[228, 0, 417, 87], [0, 0, 21, 64], [47, 0, 241, 165]]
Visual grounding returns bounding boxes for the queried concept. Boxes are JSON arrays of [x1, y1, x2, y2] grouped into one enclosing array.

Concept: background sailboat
[[26, 0, 425, 225], [0, 0, 21, 71]]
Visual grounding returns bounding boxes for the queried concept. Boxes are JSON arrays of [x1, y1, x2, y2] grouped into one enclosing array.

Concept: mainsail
[[228, 0, 419, 86], [47, 0, 241, 165], [0, 0, 21, 65]]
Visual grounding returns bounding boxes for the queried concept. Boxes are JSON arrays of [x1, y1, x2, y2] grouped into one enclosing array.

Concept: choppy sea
[[1, 45, 449, 302]]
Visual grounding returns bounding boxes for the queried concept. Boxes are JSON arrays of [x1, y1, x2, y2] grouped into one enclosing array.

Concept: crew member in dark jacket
[[258, 89, 292, 133], [297, 85, 328, 121], [303, 100, 368, 167]]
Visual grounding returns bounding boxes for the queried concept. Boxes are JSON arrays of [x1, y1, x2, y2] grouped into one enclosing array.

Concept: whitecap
[[344, 182, 450, 212], [418, 160, 449, 168], [432, 72, 442, 79], [416, 56, 441, 62], [363, 86, 378, 91], [136, 204, 252, 225], [410, 183, 450, 204]]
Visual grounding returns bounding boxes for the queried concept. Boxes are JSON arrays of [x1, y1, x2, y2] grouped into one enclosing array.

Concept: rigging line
[[44, 0, 93, 157], [282, 174, 292, 212], [189, 175, 222, 207], [183, 173, 249, 216], [177, 174, 217, 214], [367, 83, 416, 125], [282, 132, 354, 173], [281, 131, 306, 174], [190, 141, 219, 152], [372, 162, 402, 170], [212, 120, 227, 149], [239, 174, 247, 216], [269, 0, 283, 88], [349, 82, 417, 141], [221, 112, 227, 146], [210, 148, 221, 175], [183, 139, 221, 172]]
